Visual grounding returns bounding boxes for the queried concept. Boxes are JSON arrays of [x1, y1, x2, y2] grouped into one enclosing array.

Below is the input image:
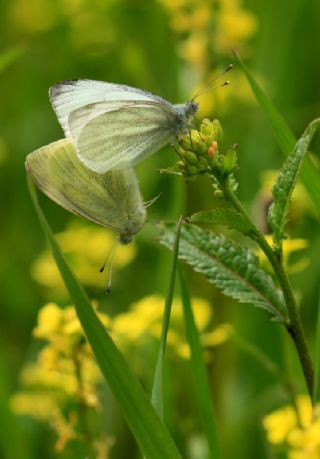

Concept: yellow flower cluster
[[11, 295, 230, 451], [31, 222, 135, 297], [111, 294, 232, 359], [160, 0, 258, 116], [9, 0, 117, 50], [263, 395, 320, 459], [11, 302, 108, 452]]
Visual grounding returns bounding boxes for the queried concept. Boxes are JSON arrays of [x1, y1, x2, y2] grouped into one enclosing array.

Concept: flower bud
[[185, 151, 198, 165], [179, 136, 192, 150], [207, 141, 218, 157]]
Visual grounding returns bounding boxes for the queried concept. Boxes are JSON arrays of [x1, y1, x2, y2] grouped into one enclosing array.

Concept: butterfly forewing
[[71, 102, 177, 173], [49, 79, 170, 137], [25, 138, 146, 236]]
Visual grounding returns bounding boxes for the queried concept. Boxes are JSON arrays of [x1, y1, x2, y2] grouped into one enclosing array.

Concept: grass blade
[[27, 177, 182, 459], [179, 266, 221, 459], [313, 290, 320, 406], [0, 46, 25, 73], [234, 50, 320, 212], [151, 217, 182, 418]]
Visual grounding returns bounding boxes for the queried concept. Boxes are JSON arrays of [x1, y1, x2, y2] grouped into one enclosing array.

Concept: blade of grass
[[151, 217, 182, 418], [27, 177, 182, 459], [0, 46, 25, 73], [313, 290, 320, 407], [234, 50, 320, 213], [179, 266, 221, 459]]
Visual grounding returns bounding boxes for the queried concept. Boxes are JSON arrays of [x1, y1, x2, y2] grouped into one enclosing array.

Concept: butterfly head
[[185, 100, 199, 119]]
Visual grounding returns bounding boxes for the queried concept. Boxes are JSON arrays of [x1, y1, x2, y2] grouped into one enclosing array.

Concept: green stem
[[222, 176, 314, 399]]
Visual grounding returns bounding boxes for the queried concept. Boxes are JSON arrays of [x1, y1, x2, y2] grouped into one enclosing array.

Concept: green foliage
[[27, 178, 182, 459], [179, 267, 221, 459], [159, 223, 287, 323], [189, 208, 255, 236], [151, 218, 182, 419], [234, 50, 320, 213], [314, 290, 320, 406], [268, 118, 320, 252], [0, 46, 25, 73]]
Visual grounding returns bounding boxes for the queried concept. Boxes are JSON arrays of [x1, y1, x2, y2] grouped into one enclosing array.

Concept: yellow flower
[[257, 235, 309, 274], [160, 0, 258, 111], [111, 294, 230, 359], [216, 9, 258, 51], [10, 0, 59, 33], [263, 395, 320, 458], [31, 222, 136, 297], [263, 404, 298, 444], [10, 392, 57, 421], [258, 170, 314, 222]]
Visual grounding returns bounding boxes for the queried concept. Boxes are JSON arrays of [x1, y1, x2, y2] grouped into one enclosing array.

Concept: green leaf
[[234, 50, 320, 213], [268, 118, 320, 251], [189, 208, 255, 236], [159, 223, 287, 323], [179, 267, 221, 459], [313, 290, 320, 406], [151, 218, 182, 419], [27, 178, 182, 459], [0, 46, 25, 73]]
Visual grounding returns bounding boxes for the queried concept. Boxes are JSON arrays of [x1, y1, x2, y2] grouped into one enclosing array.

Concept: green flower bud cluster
[[176, 119, 238, 185]]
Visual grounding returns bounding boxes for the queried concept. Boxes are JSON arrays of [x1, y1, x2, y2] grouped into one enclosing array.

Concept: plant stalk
[[222, 177, 314, 399]]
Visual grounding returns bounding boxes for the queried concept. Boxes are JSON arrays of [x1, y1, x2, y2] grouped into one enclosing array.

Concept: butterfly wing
[[49, 79, 170, 137], [69, 101, 178, 173], [25, 138, 146, 236]]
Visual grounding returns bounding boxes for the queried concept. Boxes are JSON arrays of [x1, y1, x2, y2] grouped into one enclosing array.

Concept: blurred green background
[[1, 0, 320, 458]]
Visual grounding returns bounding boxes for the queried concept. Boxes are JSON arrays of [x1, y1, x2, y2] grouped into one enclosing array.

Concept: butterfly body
[[49, 79, 198, 173]]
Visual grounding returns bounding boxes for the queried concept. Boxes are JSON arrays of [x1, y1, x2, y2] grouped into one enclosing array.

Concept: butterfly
[[25, 138, 146, 245], [49, 79, 199, 173]]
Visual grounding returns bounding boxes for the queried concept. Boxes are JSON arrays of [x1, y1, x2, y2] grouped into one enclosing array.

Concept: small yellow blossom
[[111, 294, 230, 359], [258, 170, 314, 223], [31, 222, 136, 297], [10, 0, 58, 33], [11, 302, 107, 451], [263, 395, 320, 459], [160, 0, 258, 115], [10, 392, 57, 421], [257, 235, 309, 274]]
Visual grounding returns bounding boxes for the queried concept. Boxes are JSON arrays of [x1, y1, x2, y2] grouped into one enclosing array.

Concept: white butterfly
[[25, 138, 146, 244], [49, 79, 199, 173]]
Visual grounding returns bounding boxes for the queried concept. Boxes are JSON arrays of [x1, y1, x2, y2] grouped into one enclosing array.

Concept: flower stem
[[222, 177, 314, 399]]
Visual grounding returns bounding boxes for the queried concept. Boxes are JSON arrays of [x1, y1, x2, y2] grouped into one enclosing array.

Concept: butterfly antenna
[[99, 239, 118, 273], [106, 260, 114, 295], [144, 192, 162, 208], [191, 64, 233, 101], [102, 241, 118, 295]]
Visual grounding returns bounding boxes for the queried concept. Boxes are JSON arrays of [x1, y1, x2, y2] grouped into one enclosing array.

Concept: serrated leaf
[[234, 50, 320, 214], [189, 208, 255, 236], [159, 223, 287, 323], [268, 118, 320, 251]]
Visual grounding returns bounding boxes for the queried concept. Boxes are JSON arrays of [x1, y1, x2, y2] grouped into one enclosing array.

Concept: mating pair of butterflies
[[26, 79, 199, 243]]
